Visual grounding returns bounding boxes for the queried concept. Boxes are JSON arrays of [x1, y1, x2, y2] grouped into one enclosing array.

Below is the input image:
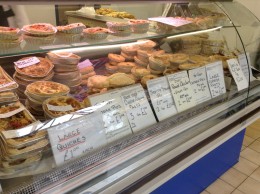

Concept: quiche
[[57, 23, 86, 34], [0, 102, 21, 115], [43, 96, 82, 117], [0, 66, 18, 92], [15, 57, 54, 78], [22, 23, 57, 36], [0, 26, 20, 40], [46, 52, 81, 65], [26, 81, 70, 96]]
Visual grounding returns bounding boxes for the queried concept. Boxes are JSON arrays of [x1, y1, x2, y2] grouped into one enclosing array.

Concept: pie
[[26, 81, 70, 96], [108, 73, 135, 88], [57, 23, 86, 34], [87, 75, 109, 89], [15, 57, 54, 78], [43, 96, 82, 117], [131, 66, 151, 80], [0, 26, 20, 40], [47, 52, 81, 65], [0, 66, 18, 92], [22, 23, 57, 36]]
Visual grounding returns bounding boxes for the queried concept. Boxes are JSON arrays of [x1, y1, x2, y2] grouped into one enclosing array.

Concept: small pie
[[26, 81, 70, 96], [0, 66, 18, 92], [15, 57, 54, 78], [57, 23, 86, 34], [0, 26, 20, 40], [87, 75, 109, 89], [108, 73, 135, 88], [47, 52, 81, 65], [22, 23, 57, 36]]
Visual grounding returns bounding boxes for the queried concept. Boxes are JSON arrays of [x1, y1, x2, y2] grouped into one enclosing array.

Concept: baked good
[[0, 66, 18, 92], [181, 36, 201, 45], [106, 22, 131, 32], [147, 64, 163, 75], [15, 57, 54, 78], [47, 52, 81, 65], [88, 87, 108, 95], [22, 23, 57, 36], [105, 63, 118, 74], [141, 74, 158, 88], [80, 66, 94, 75], [108, 53, 125, 63], [189, 55, 209, 64], [169, 53, 189, 65], [81, 71, 96, 80], [128, 20, 150, 33], [108, 73, 135, 88], [182, 47, 202, 55], [87, 75, 109, 89], [149, 55, 171, 71], [131, 66, 151, 80], [121, 52, 135, 62], [83, 27, 109, 40], [43, 96, 82, 118], [121, 44, 140, 56], [163, 68, 179, 76], [179, 63, 202, 70], [117, 62, 136, 73], [134, 56, 148, 67], [137, 39, 156, 50], [57, 23, 86, 34], [0, 26, 20, 40], [209, 54, 231, 69]]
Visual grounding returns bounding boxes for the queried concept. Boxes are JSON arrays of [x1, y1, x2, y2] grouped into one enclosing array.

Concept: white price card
[[148, 17, 192, 27], [47, 112, 106, 166], [206, 61, 226, 98], [238, 53, 254, 82], [0, 81, 16, 89], [188, 66, 212, 104], [89, 90, 132, 143], [121, 84, 157, 133], [147, 76, 177, 121], [167, 71, 196, 112], [47, 104, 74, 112], [14, 57, 40, 68], [227, 58, 249, 91]]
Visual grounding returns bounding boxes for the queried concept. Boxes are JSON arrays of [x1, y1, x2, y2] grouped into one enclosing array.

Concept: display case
[[0, 1, 259, 193]]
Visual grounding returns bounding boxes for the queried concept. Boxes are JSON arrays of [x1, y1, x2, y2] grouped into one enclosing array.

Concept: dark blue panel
[[151, 129, 245, 194]]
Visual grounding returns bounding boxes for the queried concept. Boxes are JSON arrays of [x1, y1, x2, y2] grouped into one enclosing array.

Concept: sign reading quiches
[[147, 76, 177, 121], [206, 61, 226, 98], [238, 53, 254, 82], [189, 66, 212, 104], [47, 112, 106, 166], [167, 71, 196, 112], [121, 84, 157, 132], [227, 58, 249, 91], [14, 57, 40, 69]]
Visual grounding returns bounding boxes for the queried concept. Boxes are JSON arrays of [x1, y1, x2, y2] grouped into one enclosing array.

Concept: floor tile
[[241, 145, 246, 151], [200, 190, 210, 194], [243, 135, 255, 146], [206, 179, 234, 194], [233, 157, 258, 176], [237, 177, 260, 194], [245, 127, 260, 139], [220, 168, 247, 187], [249, 140, 260, 153], [231, 190, 245, 194], [240, 147, 260, 165], [250, 167, 260, 182]]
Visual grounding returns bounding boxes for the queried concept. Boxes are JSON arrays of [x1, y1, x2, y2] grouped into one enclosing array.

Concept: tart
[[137, 39, 156, 50], [83, 27, 109, 40], [117, 62, 136, 73], [26, 81, 70, 96], [0, 66, 18, 92], [131, 66, 151, 80], [43, 96, 82, 118], [0, 26, 20, 40], [108, 73, 135, 88], [169, 53, 189, 65], [46, 52, 81, 65], [121, 44, 140, 56], [108, 53, 125, 63], [106, 22, 131, 31], [128, 19, 150, 33], [22, 23, 57, 36], [15, 57, 54, 78], [57, 23, 86, 34], [149, 55, 171, 71], [121, 52, 135, 62]]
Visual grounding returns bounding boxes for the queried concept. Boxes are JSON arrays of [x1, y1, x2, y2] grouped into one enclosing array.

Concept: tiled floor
[[202, 119, 260, 194]]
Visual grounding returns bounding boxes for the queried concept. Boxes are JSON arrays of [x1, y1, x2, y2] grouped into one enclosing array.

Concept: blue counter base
[[151, 129, 245, 194]]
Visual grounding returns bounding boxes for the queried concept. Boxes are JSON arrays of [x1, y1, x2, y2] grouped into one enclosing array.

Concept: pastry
[[179, 63, 202, 70], [137, 39, 156, 50], [88, 87, 108, 95], [202, 39, 224, 47], [106, 22, 131, 32], [81, 71, 96, 80], [163, 68, 179, 76], [131, 66, 151, 80], [0, 26, 20, 40], [188, 55, 209, 64], [181, 36, 201, 45], [105, 63, 118, 74], [22, 23, 57, 36], [121, 44, 140, 56], [47, 52, 81, 65], [23, 34, 55, 45], [134, 56, 148, 67], [57, 23, 86, 34], [80, 66, 94, 75], [147, 64, 163, 75], [0, 66, 18, 92], [128, 19, 150, 33], [15, 57, 54, 78], [108, 53, 125, 63], [182, 47, 202, 55], [169, 53, 189, 65], [121, 52, 135, 61], [117, 62, 136, 73], [141, 74, 158, 88], [83, 27, 109, 40], [87, 75, 109, 89], [108, 73, 135, 88], [149, 55, 171, 71]]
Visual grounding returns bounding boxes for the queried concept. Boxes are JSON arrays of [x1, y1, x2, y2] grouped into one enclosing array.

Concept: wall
[[236, 0, 260, 20]]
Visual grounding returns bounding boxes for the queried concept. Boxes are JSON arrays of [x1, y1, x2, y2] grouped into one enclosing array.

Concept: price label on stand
[[47, 112, 106, 166], [188, 66, 212, 104], [206, 61, 226, 98], [89, 90, 132, 143], [238, 53, 254, 82], [147, 76, 177, 121], [167, 71, 196, 112], [121, 84, 157, 133], [14, 57, 40, 68], [227, 58, 249, 91]]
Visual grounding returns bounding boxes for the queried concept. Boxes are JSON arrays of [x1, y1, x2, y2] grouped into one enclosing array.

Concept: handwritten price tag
[[47, 104, 74, 112], [14, 57, 40, 69], [238, 53, 254, 82], [147, 76, 177, 121], [121, 84, 156, 133], [148, 17, 192, 27], [47, 112, 106, 165], [206, 61, 226, 98], [189, 66, 212, 104], [227, 58, 249, 91], [89, 90, 132, 143], [167, 71, 196, 112]]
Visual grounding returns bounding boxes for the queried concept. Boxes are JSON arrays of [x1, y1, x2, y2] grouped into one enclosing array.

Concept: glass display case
[[0, 1, 259, 193]]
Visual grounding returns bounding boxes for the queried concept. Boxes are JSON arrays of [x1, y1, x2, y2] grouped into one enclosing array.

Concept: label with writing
[[0, 81, 16, 89], [188, 66, 212, 104], [89, 90, 132, 143], [227, 58, 249, 91], [47, 104, 74, 112], [148, 17, 192, 27], [206, 61, 226, 98], [121, 84, 156, 132], [167, 71, 196, 112], [14, 57, 40, 69], [48, 112, 106, 165], [238, 53, 254, 82], [147, 77, 177, 121]]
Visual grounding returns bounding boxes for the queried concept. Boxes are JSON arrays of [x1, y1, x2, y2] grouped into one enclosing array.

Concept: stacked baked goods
[[105, 53, 125, 74], [13, 56, 54, 100], [96, 8, 135, 19], [128, 20, 150, 33], [106, 22, 131, 37], [25, 81, 70, 120], [22, 23, 57, 45], [0, 66, 19, 105], [0, 26, 21, 50], [46, 52, 82, 93], [0, 101, 48, 173], [83, 27, 110, 40], [201, 39, 224, 56], [180, 36, 202, 55], [42, 96, 82, 119], [79, 64, 96, 86], [56, 23, 86, 43]]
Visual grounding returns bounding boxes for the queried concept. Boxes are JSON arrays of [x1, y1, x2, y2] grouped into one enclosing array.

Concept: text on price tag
[[14, 57, 40, 68], [47, 104, 74, 112], [238, 53, 254, 82]]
